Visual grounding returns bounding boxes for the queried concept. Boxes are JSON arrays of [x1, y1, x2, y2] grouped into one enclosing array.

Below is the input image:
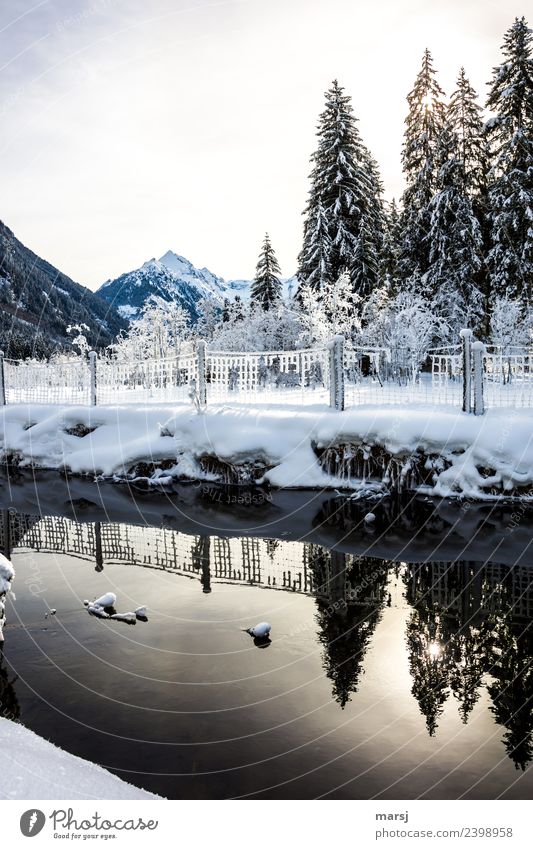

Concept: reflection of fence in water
[[1, 512, 394, 604], [2, 512, 318, 596], [3, 512, 533, 617], [405, 560, 533, 621]]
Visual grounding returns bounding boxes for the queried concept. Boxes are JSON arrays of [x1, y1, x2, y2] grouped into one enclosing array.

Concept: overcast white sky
[[0, 0, 525, 289]]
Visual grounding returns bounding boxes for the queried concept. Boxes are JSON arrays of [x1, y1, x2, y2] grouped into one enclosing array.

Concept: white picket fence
[[1, 333, 533, 413]]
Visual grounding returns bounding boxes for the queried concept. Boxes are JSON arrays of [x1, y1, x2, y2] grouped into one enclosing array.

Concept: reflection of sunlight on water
[[429, 641, 441, 658]]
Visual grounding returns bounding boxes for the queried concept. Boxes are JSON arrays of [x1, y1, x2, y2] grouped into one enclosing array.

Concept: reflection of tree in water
[[404, 563, 498, 735], [487, 619, 533, 771], [264, 539, 279, 560], [404, 561, 533, 766], [406, 608, 450, 736], [307, 545, 388, 709], [0, 649, 20, 723], [448, 629, 488, 724]]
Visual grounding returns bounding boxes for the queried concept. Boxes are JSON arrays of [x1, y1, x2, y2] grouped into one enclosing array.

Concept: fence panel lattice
[[2, 340, 533, 410]]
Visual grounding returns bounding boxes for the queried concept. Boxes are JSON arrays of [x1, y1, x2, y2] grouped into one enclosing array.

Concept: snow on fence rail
[[1, 332, 533, 413]]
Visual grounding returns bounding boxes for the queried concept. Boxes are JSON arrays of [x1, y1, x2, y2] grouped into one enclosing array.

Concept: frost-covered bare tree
[[298, 272, 362, 344], [109, 296, 190, 360]]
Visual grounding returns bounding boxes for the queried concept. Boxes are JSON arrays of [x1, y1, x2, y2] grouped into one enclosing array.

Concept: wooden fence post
[[89, 351, 97, 406], [460, 328, 473, 414], [0, 351, 5, 406], [329, 335, 345, 411], [197, 340, 207, 407], [472, 341, 485, 416]]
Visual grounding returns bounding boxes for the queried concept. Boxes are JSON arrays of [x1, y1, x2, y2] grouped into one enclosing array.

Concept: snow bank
[[0, 552, 15, 641], [0, 718, 161, 799], [0, 553, 14, 594], [1, 402, 533, 499]]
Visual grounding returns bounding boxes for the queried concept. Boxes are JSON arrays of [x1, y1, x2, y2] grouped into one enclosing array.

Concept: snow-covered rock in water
[[246, 621, 272, 638], [135, 606, 148, 619], [93, 592, 117, 608], [87, 604, 110, 618], [0, 718, 162, 799], [364, 512, 376, 523], [110, 612, 136, 624]]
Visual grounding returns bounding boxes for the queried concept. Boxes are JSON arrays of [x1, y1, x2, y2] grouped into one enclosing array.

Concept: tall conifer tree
[[447, 68, 490, 321], [380, 199, 402, 289], [486, 17, 533, 303], [297, 80, 384, 296], [400, 49, 446, 281], [426, 115, 484, 334], [251, 234, 283, 311]]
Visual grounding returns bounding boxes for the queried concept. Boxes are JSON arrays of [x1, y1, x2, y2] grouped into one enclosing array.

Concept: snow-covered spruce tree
[[296, 196, 332, 295], [379, 199, 402, 290], [297, 80, 384, 296], [486, 17, 533, 303], [447, 68, 490, 327], [400, 49, 446, 282], [251, 233, 282, 310], [425, 115, 484, 337], [352, 214, 380, 297], [448, 69, 489, 212]]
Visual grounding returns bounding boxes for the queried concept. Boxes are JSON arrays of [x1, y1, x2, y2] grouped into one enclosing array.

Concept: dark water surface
[[1, 481, 532, 800]]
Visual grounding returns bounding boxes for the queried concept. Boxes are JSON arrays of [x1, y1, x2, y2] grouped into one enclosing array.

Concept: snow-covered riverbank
[[0, 718, 161, 799], [1, 402, 533, 499]]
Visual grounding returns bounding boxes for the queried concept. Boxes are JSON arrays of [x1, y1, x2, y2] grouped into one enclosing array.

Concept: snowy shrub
[[109, 295, 190, 360], [490, 296, 531, 354]]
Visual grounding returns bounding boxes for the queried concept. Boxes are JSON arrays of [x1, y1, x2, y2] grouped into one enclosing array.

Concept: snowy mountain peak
[[96, 250, 296, 323], [159, 250, 194, 271]]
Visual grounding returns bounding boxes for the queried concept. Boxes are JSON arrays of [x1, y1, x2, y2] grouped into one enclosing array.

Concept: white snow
[[87, 603, 109, 618], [1, 401, 533, 498], [247, 622, 272, 637], [1, 553, 15, 642], [0, 718, 161, 800], [0, 553, 15, 594], [93, 592, 117, 608], [117, 304, 139, 319]]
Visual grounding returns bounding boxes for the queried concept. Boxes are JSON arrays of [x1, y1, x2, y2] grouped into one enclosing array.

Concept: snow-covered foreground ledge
[[1, 402, 533, 499], [0, 718, 161, 799]]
